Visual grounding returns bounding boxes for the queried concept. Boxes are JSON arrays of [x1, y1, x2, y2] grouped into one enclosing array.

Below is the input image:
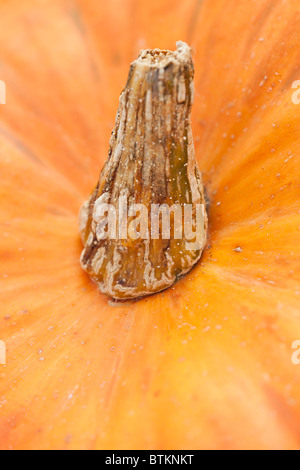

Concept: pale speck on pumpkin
[[17, 309, 29, 316], [64, 434, 72, 444]]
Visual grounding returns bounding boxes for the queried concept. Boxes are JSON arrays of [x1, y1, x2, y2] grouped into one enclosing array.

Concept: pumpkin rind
[[0, 0, 299, 450]]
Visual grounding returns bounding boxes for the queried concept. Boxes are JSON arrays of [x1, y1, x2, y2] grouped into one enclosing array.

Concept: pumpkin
[[0, 0, 300, 450]]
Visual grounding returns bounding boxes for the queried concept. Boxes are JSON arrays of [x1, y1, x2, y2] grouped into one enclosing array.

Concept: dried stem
[[80, 42, 208, 299]]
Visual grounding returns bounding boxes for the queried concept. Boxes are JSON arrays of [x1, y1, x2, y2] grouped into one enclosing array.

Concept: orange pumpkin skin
[[0, 0, 300, 450]]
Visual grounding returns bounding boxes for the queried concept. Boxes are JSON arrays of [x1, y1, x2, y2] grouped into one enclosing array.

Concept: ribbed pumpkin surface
[[0, 0, 299, 450]]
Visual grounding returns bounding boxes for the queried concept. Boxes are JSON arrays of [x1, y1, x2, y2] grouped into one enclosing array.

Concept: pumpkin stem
[[80, 42, 208, 300]]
